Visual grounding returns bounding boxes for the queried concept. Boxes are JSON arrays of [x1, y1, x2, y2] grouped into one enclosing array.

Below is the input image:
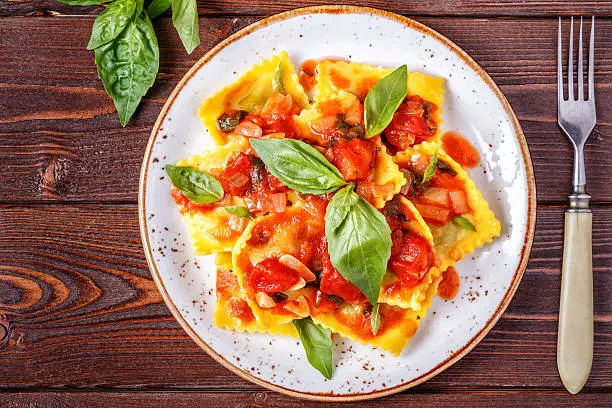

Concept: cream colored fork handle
[[557, 211, 593, 394]]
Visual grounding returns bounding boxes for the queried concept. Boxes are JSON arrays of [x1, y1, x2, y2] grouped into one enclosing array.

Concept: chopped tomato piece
[[218, 153, 252, 196], [261, 93, 300, 138], [414, 202, 452, 225], [383, 96, 437, 149], [389, 233, 431, 286], [330, 138, 375, 181], [234, 121, 263, 138], [419, 187, 450, 208], [267, 174, 287, 192], [441, 132, 480, 168], [229, 299, 255, 323], [170, 186, 216, 213], [429, 172, 465, 190], [449, 190, 470, 214], [438, 266, 460, 300], [320, 243, 364, 303], [247, 258, 300, 293]]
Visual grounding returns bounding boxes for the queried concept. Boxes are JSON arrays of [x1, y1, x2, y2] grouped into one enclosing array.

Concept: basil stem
[[249, 138, 346, 195], [165, 165, 224, 204], [325, 184, 392, 304], [370, 303, 381, 335], [293, 317, 333, 380], [273, 62, 284, 93], [453, 216, 477, 232], [364, 65, 408, 137]]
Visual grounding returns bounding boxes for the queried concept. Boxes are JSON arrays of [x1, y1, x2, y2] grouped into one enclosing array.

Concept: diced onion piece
[[279, 254, 317, 282], [256, 292, 276, 309], [400, 170, 415, 196], [244, 196, 265, 212], [310, 115, 337, 134], [284, 277, 306, 292], [283, 295, 310, 317], [344, 99, 364, 125], [234, 121, 263, 138], [261, 93, 295, 117], [420, 187, 450, 207], [414, 203, 452, 224], [449, 190, 470, 214], [268, 192, 287, 213], [227, 214, 247, 232]]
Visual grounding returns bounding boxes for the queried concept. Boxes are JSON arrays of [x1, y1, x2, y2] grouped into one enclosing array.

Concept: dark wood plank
[[0, 16, 611, 203], [2, 0, 611, 17], [1, 390, 611, 407], [0, 204, 610, 390]]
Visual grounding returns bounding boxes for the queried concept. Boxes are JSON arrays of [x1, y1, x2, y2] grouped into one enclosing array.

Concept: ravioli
[[313, 60, 445, 143], [174, 136, 250, 254], [378, 197, 442, 311], [215, 253, 297, 336], [200, 52, 310, 145], [394, 142, 501, 270]]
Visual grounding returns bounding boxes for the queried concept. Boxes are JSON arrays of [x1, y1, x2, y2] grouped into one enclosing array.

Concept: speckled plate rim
[[138, 5, 537, 401]]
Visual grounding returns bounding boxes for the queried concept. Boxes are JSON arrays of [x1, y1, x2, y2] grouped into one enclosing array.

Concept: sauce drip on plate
[[441, 132, 480, 168], [438, 266, 460, 300]]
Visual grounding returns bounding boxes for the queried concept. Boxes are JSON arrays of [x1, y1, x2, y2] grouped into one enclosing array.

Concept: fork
[[556, 16, 596, 394]]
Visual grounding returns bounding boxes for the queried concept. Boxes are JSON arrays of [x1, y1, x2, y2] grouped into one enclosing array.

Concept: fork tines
[[558, 16, 595, 103]]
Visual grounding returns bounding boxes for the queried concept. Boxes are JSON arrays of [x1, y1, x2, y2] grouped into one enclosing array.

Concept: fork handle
[[557, 209, 593, 394]]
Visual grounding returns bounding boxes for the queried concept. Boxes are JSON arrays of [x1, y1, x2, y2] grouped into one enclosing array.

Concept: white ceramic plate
[[139, 5, 536, 401]]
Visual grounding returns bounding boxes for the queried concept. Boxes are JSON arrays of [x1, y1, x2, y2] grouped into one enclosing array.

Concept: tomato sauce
[[229, 299, 255, 323], [441, 132, 480, 168], [438, 266, 460, 300]]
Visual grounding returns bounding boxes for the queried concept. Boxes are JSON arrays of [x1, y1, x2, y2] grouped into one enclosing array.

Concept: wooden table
[[1, 1, 611, 406]]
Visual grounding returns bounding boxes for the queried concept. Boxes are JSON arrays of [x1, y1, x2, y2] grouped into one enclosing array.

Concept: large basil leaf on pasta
[[87, 0, 136, 50], [293, 317, 333, 380], [165, 165, 224, 204], [325, 184, 392, 304], [364, 65, 407, 137], [95, 11, 159, 126], [171, 0, 200, 54], [249, 138, 346, 195]]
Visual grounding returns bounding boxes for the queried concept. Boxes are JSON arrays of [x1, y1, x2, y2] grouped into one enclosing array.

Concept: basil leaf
[[273, 62, 284, 93], [453, 216, 477, 232], [87, 0, 136, 50], [147, 0, 171, 19], [249, 138, 346, 195], [171, 0, 200, 54], [325, 185, 392, 304], [225, 205, 253, 220], [370, 303, 381, 335], [292, 317, 333, 380], [134, 0, 144, 19], [165, 165, 224, 204], [58, 0, 111, 5], [95, 11, 159, 126], [421, 153, 438, 184], [364, 65, 407, 137]]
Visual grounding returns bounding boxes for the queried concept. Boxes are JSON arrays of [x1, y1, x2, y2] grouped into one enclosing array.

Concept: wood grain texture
[[2, 0, 611, 17], [0, 205, 610, 390], [0, 16, 611, 203], [1, 390, 612, 407]]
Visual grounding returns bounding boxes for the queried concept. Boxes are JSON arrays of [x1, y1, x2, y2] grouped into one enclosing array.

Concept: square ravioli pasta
[[394, 141, 501, 270]]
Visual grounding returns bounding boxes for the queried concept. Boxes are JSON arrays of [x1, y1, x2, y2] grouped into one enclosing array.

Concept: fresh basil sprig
[[421, 153, 439, 184], [249, 138, 346, 195], [364, 65, 408, 137], [225, 205, 253, 220], [171, 0, 200, 54], [165, 165, 224, 204], [293, 317, 333, 380], [453, 216, 477, 232], [325, 184, 392, 305], [59, 0, 201, 125], [87, 0, 136, 50]]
